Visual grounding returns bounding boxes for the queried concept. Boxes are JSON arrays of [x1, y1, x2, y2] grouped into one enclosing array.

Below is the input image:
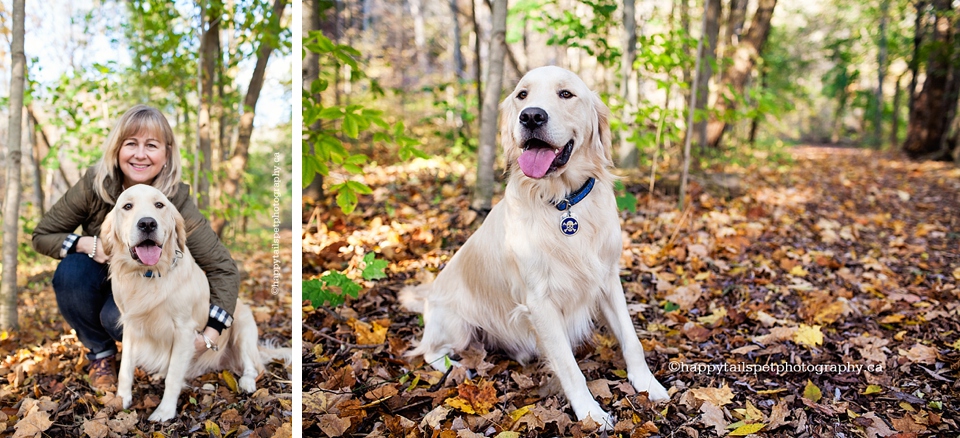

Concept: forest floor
[[303, 145, 959, 437], [1, 231, 294, 437]]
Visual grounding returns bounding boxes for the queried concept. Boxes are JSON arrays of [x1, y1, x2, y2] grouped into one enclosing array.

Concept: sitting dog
[[400, 66, 670, 429], [100, 185, 290, 422]]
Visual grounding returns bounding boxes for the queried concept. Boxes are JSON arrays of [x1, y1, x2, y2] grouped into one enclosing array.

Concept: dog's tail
[[258, 338, 292, 366], [398, 283, 431, 313]]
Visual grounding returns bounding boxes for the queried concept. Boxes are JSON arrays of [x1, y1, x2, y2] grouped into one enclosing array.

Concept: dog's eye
[[517, 90, 527, 100], [122, 203, 133, 211], [155, 202, 164, 209], [559, 90, 574, 99]]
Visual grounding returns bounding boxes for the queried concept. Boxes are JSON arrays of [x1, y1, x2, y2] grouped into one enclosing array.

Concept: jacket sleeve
[[176, 186, 240, 318], [32, 171, 93, 259]]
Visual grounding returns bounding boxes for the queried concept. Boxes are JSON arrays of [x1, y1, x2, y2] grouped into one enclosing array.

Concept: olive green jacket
[[32, 169, 240, 321]]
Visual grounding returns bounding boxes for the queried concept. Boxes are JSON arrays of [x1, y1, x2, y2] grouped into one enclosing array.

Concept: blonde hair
[[94, 105, 182, 204]]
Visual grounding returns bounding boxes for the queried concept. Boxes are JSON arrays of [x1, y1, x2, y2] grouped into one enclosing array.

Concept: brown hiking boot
[[88, 355, 118, 392]]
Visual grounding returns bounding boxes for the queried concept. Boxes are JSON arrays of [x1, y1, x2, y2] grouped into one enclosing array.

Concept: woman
[[32, 105, 240, 392]]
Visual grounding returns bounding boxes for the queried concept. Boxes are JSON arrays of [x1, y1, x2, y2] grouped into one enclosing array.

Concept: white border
[[291, 0, 303, 433]]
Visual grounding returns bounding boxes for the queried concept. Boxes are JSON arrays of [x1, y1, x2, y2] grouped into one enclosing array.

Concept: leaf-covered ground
[[1, 232, 294, 437], [303, 146, 959, 437]]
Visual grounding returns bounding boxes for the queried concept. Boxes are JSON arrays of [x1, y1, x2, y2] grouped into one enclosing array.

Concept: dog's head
[[500, 66, 612, 181], [100, 185, 186, 270]]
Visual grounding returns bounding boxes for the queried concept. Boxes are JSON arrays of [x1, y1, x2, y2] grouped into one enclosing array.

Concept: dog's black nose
[[519, 107, 548, 128], [137, 217, 157, 233]]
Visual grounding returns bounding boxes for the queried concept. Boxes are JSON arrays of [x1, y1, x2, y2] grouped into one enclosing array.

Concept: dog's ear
[[99, 209, 116, 258], [175, 212, 187, 253], [592, 92, 613, 164], [499, 91, 521, 171]]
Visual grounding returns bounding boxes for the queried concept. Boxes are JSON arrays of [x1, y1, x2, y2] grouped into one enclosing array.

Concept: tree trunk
[[410, 0, 428, 73], [704, 0, 777, 148], [908, 0, 927, 112], [26, 103, 79, 187], [681, 2, 708, 210], [891, 72, 905, 149], [211, 0, 286, 235], [903, 0, 957, 158], [749, 65, 767, 145], [874, 0, 889, 149], [724, 0, 747, 51], [695, 0, 721, 151], [617, 0, 639, 168], [471, 0, 507, 212], [25, 113, 43, 215], [470, 0, 483, 119], [831, 88, 849, 143], [937, 8, 960, 157], [450, 0, 465, 78], [680, 0, 691, 109], [1, 0, 26, 331], [197, 2, 220, 210], [302, 0, 325, 202]]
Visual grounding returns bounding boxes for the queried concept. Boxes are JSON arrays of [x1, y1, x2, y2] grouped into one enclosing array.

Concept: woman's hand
[[194, 326, 221, 355], [77, 236, 110, 264]]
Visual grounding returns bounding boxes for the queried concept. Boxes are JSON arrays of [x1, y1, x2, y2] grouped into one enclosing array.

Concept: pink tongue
[[135, 245, 162, 266], [517, 148, 557, 179]]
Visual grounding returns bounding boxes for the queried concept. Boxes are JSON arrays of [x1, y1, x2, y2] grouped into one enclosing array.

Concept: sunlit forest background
[[0, 0, 293, 264], [307, 0, 959, 209]]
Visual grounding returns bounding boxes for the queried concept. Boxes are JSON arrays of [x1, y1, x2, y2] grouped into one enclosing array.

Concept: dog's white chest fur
[[499, 185, 621, 346], [113, 255, 209, 374]]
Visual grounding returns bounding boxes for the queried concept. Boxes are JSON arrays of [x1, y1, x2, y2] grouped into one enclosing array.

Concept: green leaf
[[343, 114, 359, 138], [361, 252, 389, 280], [318, 107, 344, 120], [321, 271, 362, 299], [336, 187, 359, 214], [616, 192, 637, 213], [304, 272, 362, 308], [302, 155, 319, 188], [345, 180, 373, 195], [345, 154, 369, 165]]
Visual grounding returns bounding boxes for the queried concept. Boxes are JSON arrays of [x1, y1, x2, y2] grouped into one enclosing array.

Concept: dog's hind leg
[[600, 275, 669, 401], [412, 299, 471, 371], [148, 325, 194, 422], [237, 324, 263, 393]]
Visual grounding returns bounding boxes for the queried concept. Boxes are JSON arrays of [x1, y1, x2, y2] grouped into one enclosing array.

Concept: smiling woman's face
[[118, 131, 167, 188]]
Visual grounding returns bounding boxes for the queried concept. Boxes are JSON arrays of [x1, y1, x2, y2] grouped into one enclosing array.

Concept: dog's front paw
[[118, 392, 132, 410], [577, 406, 614, 431], [147, 405, 177, 422], [630, 372, 670, 401], [239, 376, 257, 393]]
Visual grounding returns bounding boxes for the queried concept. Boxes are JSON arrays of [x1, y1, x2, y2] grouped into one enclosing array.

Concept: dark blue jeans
[[52, 254, 123, 361]]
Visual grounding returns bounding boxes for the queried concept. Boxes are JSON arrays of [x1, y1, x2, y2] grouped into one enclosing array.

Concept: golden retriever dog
[[400, 66, 669, 429], [100, 185, 289, 422]]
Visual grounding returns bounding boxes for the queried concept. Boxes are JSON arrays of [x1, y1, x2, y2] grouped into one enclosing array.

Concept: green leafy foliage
[[614, 180, 637, 213], [361, 252, 389, 280], [511, 0, 621, 66], [304, 252, 388, 308], [626, 30, 697, 159], [303, 30, 426, 213]]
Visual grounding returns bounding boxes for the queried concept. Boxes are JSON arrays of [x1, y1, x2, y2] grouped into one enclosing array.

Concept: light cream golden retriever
[[401, 66, 669, 429], [100, 185, 289, 422]]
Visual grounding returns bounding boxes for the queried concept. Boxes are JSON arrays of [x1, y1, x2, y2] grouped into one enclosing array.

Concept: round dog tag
[[560, 212, 579, 236]]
